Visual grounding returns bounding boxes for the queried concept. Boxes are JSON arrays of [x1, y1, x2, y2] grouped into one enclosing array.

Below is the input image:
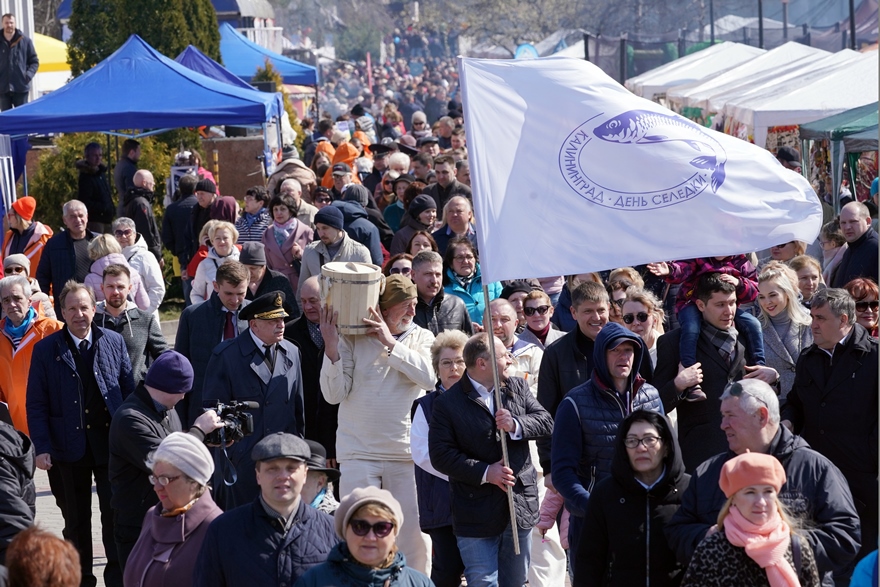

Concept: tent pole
[[262, 123, 270, 178], [482, 284, 520, 555]]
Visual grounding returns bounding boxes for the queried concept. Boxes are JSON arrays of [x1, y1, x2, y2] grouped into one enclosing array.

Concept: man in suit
[[203, 291, 305, 510], [284, 276, 337, 466], [27, 280, 135, 587], [174, 261, 250, 426], [654, 273, 778, 472]]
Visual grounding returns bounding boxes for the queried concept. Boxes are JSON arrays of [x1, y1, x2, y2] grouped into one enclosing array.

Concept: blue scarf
[[241, 209, 264, 229], [4, 306, 35, 339], [309, 488, 326, 509]]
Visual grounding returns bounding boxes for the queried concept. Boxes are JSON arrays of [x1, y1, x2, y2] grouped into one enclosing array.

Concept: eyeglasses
[[4, 266, 25, 275], [523, 305, 550, 317], [390, 266, 411, 275], [114, 229, 133, 237], [856, 300, 879, 311], [349, 519, 395, 537], [315, 196, 332, 204], [623, 312, 650, 325], [439, 358, 466, 368], [453, 254, 475, 262], [612, 298, 626, 309], [624, 435, 661, 449], [149, 474, 182, 487]]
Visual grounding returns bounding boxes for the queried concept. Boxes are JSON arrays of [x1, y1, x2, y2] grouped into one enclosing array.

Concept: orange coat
[[314, 140, 336, 163], [2, 221, 54, 278], [321, 143, 363, 189], [0, 315, 63, 434]]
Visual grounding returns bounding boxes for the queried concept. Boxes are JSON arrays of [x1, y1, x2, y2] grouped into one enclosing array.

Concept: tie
[[263, 344, 275, 371], [224, 312, 235, 340], [78, 340, 89, 353]]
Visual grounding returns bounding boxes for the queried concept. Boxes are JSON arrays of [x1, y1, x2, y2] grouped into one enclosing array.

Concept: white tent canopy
[[726, 51, 878, 148], [626, 42, 765, 100], [553, 39, 585, 58], [710, 49, 863, 115], [666, 42, 828, 112]]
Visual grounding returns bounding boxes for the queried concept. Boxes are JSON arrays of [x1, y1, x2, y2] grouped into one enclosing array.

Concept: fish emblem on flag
[[558, 108, 728, 211]]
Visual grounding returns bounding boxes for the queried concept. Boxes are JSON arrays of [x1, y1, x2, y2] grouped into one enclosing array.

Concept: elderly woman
[[844, 277, 879, 337], [819, 220, 847, 283], [84, 234, 150, 310], [575, 410, 689, 586], [295, 486, 432, 587], [124, 432, 222, 587], [788, 255, 824, 308], [410, 330, 468, 587], [621, 288, 665, 368], [756, 263, 812, 405], [113, 217, 166, 317], [3, 254, 54, 319], [443, 236, 501, 326], [261, 193, 314, 294], [190, 221, 240, 305], [681, 448, 820, 586]]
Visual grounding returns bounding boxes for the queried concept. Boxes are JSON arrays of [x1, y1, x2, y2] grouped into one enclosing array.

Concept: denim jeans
[[677, 303, 765, 367], [457, 523, 532, 587]]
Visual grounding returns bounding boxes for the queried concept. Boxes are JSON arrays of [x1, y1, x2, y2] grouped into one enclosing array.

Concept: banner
[[459, 56, 823, 283]]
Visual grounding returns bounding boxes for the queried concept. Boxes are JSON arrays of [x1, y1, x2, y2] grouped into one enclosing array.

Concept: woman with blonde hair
[[787, 255, 824, 307], [83, 234, 149, 309], [681, 450, 820, 586], [190, 221, 240, 304], [621, 288, 666, 367], [755, 263, 812, 403]]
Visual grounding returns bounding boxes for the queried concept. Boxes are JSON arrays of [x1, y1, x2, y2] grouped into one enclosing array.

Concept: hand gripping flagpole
[[482, 284, 520, 555]]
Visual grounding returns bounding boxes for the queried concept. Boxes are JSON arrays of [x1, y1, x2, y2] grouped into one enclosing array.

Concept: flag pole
[[482, 283, 520, 555]]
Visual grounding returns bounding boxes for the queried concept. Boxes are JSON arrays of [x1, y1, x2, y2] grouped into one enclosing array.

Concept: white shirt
[[467, 375, 524, 485], [68, 328, 94, 349]]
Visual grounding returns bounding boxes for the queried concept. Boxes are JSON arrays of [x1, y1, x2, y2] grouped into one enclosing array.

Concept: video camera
[[203, 400, 258, 445]]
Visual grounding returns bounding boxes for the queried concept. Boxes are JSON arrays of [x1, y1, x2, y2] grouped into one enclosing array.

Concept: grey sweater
[[95, 301, 169, 384]]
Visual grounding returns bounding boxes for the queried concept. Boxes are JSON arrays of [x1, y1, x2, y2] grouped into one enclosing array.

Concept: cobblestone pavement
[[34, 468, 107, 587]]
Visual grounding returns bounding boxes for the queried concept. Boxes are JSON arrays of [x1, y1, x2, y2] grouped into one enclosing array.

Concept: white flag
[[459, 56, 823, 283]]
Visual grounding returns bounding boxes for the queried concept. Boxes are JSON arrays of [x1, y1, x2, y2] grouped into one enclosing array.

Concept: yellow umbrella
[[34, 33, 69, 73]]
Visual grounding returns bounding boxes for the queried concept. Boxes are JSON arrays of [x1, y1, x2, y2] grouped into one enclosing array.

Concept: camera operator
[[108, 351, 222, 571], [203, 291, 305, 510]]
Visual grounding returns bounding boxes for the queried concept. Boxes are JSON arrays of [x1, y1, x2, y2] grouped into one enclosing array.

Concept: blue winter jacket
[[26, 326, 135, 462], [551, 322, 663, 517], [295, 543, 432, 587], [443, 265, 502, 325]]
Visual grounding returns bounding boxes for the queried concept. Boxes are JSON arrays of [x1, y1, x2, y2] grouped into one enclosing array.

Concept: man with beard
[[93, 264, 168, 384], [320, 274, 436, 573], [296, 206, 371, 302], [121, 170, 163, 265]]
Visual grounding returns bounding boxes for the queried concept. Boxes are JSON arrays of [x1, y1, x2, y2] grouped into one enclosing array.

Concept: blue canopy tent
[[219, 22, 318, 85], [0, 34, 284, 138], [175, 44, 256, 90]]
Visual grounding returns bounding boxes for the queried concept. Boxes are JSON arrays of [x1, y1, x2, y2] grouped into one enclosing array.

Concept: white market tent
[[726, 51, 878, 148], [625, 41, 765, 100], [554, 39, 585, 58], [666, 42, 828, 113], [709, 49, 863, 115]]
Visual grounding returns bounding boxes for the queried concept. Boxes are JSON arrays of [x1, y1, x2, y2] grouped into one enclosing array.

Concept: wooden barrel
[[320, 262, 385, 335]]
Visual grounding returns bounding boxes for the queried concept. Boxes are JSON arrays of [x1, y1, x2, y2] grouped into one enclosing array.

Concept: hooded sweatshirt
[[321, 143, 362, 189], [551, 322, 664, 517]]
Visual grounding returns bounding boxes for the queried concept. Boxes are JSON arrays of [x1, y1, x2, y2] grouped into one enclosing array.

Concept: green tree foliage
[[67, 0, 221, 75], [67, 0, 117, 76], [253, 60, 305, 152], [30, 133, 174, 232], [334, 26, 383, 62], [180, 0, 222, 62], [113, 0, 190, 59]]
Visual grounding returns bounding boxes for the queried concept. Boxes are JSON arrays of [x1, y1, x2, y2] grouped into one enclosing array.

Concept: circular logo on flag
[[558, 109, 727, 211]]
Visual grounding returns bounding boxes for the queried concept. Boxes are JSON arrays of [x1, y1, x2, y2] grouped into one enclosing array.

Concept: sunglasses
[[612, 298, 626, 308], [114, 229, 133, 237], [349, 519, 395, 537], [315, 197, 332, 204], [856, 300, 879, 311], [623, 312, 650, 325], [390, 267, 411, 275], [523, 305, 550, 317], [4, 265, 25, 274]]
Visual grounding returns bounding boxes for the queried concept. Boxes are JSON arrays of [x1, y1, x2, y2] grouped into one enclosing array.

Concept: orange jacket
[[2, 221, 54, 278], [314, 140, 336, 164], [0, 314, 63, 434], [321, 143, 363, 189]]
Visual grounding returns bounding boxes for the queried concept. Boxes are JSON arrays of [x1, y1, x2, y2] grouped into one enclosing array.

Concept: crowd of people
[[0, 59, 876, 587]]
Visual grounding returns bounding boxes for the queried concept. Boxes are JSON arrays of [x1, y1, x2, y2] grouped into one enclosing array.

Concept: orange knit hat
[[11, 196, 36, 221], [719, 451, 786, 498]]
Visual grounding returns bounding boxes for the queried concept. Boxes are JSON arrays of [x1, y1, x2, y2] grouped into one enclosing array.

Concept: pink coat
[[260, 220, 314, 293], [83, 253, 150, 310], [537, 488, 570, 549]]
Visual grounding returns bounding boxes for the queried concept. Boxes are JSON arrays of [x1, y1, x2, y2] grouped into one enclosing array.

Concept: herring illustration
[[593, 109, 727, 193]]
